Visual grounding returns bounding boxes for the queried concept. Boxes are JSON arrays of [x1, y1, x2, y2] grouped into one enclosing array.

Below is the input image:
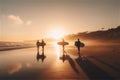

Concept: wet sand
[[67, 45, 120, 79], [0, 44, 120, 80]]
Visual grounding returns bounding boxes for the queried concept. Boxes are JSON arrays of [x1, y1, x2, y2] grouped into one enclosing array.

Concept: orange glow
[[52, 41, 61, 59], [48, 27, 66, 39]]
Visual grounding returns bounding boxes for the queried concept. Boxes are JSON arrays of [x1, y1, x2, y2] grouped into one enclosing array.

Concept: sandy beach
[[0, 43, 120, 80]]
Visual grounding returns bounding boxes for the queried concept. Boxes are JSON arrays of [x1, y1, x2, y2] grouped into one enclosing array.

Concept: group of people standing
[[36, 39, 46, 53], [36, 38, 84, 57]]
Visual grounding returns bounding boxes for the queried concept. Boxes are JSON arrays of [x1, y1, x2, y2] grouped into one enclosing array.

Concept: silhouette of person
[[36, 51, 40, 61], [41, 39, 45, 54], [62, 39, 68, 55], [75, 39, 81, 57], [36, 40, 40, 52], [62, 39, 65, 54], [58, 39, 69, 62], [36, 39, 46, 62]]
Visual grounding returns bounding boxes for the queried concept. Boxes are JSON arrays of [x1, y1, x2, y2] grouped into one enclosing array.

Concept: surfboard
[[57, 42, 69, 45], [39, 42, 46, 46], [75, 41, 85, 47], [81, 42, 85, 47]]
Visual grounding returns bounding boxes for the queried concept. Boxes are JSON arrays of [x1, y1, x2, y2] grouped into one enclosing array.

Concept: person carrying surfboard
[[36, 40, 40, 52], [57, 39, 69, 55], [75, 38, 85, 57], [41, 39, 45, 54], [75, 39, 81, 53], [57, 39, 69, 62]]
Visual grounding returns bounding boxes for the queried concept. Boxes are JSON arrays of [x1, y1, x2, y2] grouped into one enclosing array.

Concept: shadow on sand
[[90, 56, 120, 72], [60, 54, 79, 74], [36, 52, 46, 62], [76, 57, 115, 80]]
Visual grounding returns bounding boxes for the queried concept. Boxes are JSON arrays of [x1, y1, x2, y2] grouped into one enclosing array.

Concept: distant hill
[[64, 26, 120, 42]]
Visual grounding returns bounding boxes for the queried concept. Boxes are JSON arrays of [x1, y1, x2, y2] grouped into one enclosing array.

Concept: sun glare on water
[[53, 41, 61, 59]]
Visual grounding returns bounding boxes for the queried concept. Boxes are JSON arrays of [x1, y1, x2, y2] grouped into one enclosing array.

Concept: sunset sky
[[0, 0, 120, 41]]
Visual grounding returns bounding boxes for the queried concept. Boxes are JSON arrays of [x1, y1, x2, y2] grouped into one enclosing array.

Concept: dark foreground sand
[[67, 45, 120, 79]]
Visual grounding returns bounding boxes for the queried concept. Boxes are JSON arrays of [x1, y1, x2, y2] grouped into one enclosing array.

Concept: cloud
[[7, 14, 32, 26], [26, 20, 32, 25], [8, 15, 23, 24]]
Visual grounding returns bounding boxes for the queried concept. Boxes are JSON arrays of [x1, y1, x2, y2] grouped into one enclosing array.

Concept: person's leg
[[63, 46, 64, 55], [78, 47, 80, 57], [37, 46, 39, 52], [42, 46, 44, 54]]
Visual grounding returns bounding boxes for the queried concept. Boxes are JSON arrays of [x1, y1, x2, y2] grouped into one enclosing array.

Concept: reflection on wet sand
[[26, 62, 32, 68], [7, 63, 22, 74], [59, 54, 68, 62], [59, 54, 79, 74], [0, 44, 119, 79], [36, 52, 46, 62], [54, 42, 61, 59]]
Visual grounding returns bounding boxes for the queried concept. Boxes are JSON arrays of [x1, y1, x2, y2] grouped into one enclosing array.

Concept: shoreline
[[0, 46, 35, 51]]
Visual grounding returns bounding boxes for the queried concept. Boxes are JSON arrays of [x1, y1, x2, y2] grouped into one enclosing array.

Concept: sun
[[48, 28, 66, 39]]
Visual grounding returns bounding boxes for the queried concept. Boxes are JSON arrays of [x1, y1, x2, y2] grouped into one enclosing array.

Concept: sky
[[0, 0, 120, 41]]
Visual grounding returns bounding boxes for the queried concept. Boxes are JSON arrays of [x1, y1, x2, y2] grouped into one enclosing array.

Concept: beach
[[0, 43, 120, 80]]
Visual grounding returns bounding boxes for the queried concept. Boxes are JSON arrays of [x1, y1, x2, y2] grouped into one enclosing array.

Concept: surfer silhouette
[[36, 39, 46, 62], [58, 39, 69, 62], [41, 39, 45, 54], [62, 39, 65, 54], [36, 40, 40, 52], [36, 39, 46, 53], [75, 39, 84, 57], [58, 39, 69, 55]]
